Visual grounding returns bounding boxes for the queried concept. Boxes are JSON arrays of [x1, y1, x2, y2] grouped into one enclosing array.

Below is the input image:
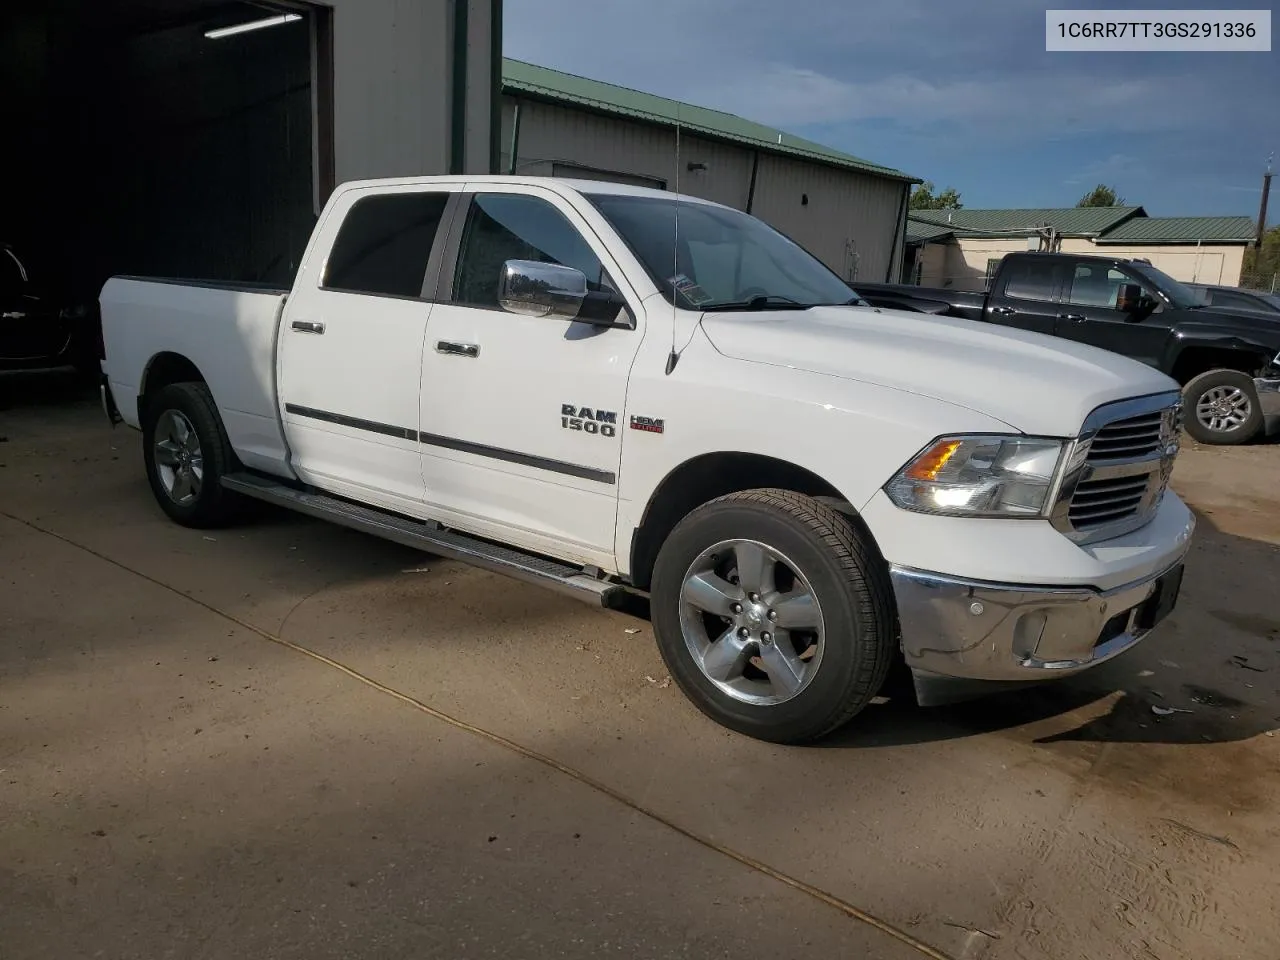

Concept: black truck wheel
[[141, 382, 245, 528], [649, 488, 896, 744], [1182, 369, 1263, 445]]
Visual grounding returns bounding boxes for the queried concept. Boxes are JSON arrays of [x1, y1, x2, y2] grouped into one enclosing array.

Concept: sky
[[502, 0, 1279, 220]]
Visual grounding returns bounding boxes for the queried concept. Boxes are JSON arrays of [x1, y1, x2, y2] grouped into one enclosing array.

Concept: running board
[[221, 472, 627, 608]]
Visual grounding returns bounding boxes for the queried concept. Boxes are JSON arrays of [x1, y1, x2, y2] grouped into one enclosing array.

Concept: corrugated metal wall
[[751, 155, 905, 283], [501, 95, 906, 280], [328, 0, 494, 182], [501, 99, 754, 208]]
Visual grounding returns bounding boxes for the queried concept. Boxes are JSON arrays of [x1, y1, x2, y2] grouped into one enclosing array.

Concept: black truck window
[[1066, 264, 1128, 309], [324, 192, 451, 299], [1001, 258, 1059, 302]]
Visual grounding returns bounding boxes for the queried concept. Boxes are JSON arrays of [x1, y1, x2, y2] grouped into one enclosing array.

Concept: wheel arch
[[627, 451, 885, 592], [1169, 340, 1272, 384], [138, 352, 208, 411]]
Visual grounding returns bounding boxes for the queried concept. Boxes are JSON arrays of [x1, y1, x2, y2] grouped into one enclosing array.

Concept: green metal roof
[[904, 219, 957, 244], [501, 58, 919, 184], [907, 206, 1144, 238], [1093, 215, 1259, 244]]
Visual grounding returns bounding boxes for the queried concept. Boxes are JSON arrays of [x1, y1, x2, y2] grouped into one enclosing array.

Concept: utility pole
[[1257, 153, 1274, 249]]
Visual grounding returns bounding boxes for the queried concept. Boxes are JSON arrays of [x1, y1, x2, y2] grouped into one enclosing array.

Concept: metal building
[[2, 0, 498, 300], [499, 59, 919, 284]]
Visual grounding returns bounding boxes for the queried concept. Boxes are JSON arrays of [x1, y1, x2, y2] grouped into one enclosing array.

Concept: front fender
[[612, 327, 1014, 576], [1166, 327, 1280, 376]]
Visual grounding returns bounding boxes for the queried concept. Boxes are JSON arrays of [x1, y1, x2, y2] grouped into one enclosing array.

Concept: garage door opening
[[1, 0, 332, 319]]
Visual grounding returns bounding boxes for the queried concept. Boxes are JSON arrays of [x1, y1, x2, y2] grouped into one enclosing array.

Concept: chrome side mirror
[[499, 259, 587, 320]]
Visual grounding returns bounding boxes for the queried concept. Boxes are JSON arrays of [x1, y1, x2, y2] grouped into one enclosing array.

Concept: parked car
[[855, 253, 1280, 445], [1187, 282, 1280, 317], [1, 241, 101, 375], [99, 176, 1196, 744]]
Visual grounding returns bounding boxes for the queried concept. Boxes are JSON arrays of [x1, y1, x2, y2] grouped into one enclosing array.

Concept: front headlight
[[884, 435, 1066, 518]]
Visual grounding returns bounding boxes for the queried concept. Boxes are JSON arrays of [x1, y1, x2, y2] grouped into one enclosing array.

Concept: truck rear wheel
[[1182, 369, 1263, 445], [650, 489, 896, 744], [141, 382, 245, 528]]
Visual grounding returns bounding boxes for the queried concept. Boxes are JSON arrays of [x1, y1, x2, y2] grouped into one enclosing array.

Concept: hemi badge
[[630, 415, 665, 434]]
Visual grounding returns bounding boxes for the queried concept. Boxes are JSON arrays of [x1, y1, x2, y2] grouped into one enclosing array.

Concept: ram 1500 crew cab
[[99, 176, 1195, 744]]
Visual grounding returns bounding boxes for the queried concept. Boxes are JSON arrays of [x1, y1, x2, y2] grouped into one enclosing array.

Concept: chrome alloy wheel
[[677, 539, 826, 705], [153, 409, 204, 504], [1195, 385, 1252, 433]]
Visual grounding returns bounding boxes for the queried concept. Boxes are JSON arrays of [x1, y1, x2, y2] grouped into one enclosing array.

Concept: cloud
[[691, 65, 1221, 140], [500, 0, 1277, 213], [1064, 153, 1148, 186]]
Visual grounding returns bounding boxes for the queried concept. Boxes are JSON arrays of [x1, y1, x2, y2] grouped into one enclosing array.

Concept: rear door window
[[324, 192, 451, 298], [1000, 259, 1060, 302]]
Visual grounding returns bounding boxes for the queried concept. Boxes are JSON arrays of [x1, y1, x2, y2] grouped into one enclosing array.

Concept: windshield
[[582, 193, 857, 310], [1127, 261, 1202, 309]]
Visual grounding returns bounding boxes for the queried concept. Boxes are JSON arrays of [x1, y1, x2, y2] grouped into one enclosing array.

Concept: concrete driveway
[[3, 372, 1279, 960]]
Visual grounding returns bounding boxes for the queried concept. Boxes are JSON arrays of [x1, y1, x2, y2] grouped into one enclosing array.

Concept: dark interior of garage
[[2, 0, 321, 315]]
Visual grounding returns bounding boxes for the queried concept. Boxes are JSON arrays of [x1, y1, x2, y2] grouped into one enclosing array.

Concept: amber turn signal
[[904, 439, 962, 481]]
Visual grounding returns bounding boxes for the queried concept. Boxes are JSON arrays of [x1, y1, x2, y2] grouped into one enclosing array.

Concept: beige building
[[904, 207, 1256, 291]]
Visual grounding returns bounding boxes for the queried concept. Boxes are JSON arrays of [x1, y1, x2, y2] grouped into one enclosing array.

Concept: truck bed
[[100, 276, 294, 478]]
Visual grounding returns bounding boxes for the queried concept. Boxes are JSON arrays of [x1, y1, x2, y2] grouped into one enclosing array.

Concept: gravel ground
[[2, 370, 1278, 960]]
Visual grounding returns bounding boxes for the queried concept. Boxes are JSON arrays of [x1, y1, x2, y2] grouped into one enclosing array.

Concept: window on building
[[324, 192, 450, 298], [453, 193, 610, 309], [1001, 258, 1059, 302]]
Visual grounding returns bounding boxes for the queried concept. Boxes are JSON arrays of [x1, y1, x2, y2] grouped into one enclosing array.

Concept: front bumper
[[892, 549, 1189, 706], [1255, 375, 1280, 420]]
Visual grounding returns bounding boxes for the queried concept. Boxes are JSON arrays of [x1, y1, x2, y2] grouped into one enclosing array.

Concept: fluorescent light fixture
[[204, 12, 302, 40]]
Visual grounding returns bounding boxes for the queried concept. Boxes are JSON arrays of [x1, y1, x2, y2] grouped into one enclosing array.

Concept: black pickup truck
[[855, 252, 1280, 445]]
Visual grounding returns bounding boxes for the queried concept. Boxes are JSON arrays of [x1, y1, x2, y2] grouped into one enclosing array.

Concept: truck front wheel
[[650, 489, 896, 744], [141, 382, 245, 528], [1182, 369, 1263, 445]]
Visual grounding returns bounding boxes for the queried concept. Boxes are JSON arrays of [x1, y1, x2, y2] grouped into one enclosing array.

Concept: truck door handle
[[435, 340, 479, 358], [1057, 313, 1086, 322], [990, 306, 1015, 315], [291, 320, 325, 334]]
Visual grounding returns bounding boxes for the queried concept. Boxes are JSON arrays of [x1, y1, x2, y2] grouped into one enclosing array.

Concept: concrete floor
[[3, 371, 1279, 960]]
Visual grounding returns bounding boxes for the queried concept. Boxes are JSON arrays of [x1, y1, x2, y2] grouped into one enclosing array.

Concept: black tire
[[650, 488, 897, 744], [1181, 369, 1263, 445], [141, 381, 245, 528]]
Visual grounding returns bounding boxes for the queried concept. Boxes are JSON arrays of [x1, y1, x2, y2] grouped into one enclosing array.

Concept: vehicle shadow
[[0, 367, 97, 413]]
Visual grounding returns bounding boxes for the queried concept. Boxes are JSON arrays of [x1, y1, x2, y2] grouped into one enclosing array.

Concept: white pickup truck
[[100, 175, 1195, 743]]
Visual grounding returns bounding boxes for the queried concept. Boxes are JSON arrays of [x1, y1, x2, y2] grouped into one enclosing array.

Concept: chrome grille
[[1088, 411, 1164, 459], [1050, 391, 1182, 544], [1068, 475, 1150, 529]]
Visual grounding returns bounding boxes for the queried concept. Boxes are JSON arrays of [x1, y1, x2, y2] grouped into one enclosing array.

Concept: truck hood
[[700, 305, 1178, 437], [1181, 306, 1280, 340]]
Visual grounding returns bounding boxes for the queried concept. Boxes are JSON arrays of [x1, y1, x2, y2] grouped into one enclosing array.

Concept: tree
[[1241, 224, 1280, 290], [910, 181, 963, 210], [1076, 183, 1125, 207]]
